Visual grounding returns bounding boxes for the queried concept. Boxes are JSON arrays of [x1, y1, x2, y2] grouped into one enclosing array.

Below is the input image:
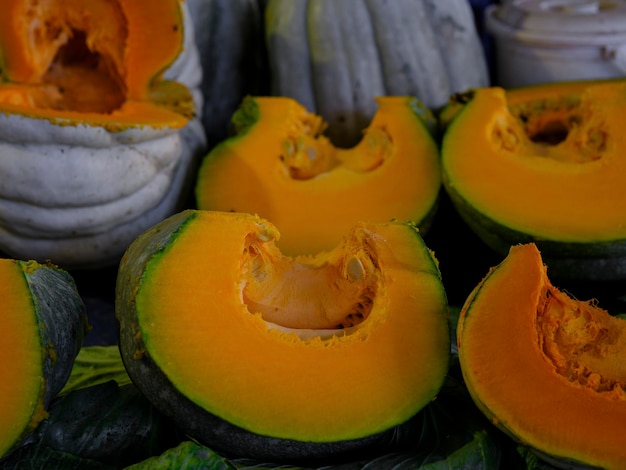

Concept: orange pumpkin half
[[0, 0, 206, 268]]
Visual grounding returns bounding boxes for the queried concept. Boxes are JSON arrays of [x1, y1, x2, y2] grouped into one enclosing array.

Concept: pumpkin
[[265, 0, 489, 146], [195, 95, 441, 256], [0, 0, 207, 268], [457, 242, 626, 469], [115, 209, 450, 463], [185, 0, 267, 148], [0, 258, 87, 458], [441, 79, 626, 281]]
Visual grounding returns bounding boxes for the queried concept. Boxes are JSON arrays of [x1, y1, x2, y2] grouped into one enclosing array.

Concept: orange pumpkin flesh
[[458, 243, 626, 469], [195, 96, 441, 256], [0, 0, 191, 127]]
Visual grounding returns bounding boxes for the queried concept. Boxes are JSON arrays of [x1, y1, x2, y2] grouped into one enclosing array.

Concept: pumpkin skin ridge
[[0, 134, 182, 209], [265, 0, 489, 146], [116, 209, 450, 462], [1, 164, 178, 237], [0, 132, 197, 269], [457, 243, 626, 469]]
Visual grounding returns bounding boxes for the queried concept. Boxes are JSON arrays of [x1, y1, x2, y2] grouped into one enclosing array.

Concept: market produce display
[[442, 80, 626, 281], [0, 0, 207, 268], [0, 259, 87, 459], [1, 0, 625, 468], [195, 95, 441, 256]]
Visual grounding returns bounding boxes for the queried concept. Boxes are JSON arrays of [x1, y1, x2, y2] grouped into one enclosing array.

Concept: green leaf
[[124, 441, 236, 470], [61, 345, 132, 394], [0, 381, 185, 469]]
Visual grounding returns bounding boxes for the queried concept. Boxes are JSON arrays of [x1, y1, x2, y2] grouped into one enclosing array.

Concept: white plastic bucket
[[485, 0, 626, 88]]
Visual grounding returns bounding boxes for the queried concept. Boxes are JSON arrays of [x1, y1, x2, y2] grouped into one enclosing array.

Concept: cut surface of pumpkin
[[0, 0, 191, 127], [116, 210, 450, 460], [195, 96, 441, 256], [457, 243, 626, 469]]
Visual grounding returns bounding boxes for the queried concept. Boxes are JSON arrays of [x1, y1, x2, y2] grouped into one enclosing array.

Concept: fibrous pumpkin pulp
[[0, 0, 206, 268], [195, 95, 441, 256], [116, 209, 450, 462], [458, 243, 626, 469], [0, 258, 87, 459], [442, 79, 626, 280]]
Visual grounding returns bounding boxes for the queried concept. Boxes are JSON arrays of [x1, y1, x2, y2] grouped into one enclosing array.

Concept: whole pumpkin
[[265, 0, 489, 146], [185, 0, 267, 148], [0, 0, 207, 268]]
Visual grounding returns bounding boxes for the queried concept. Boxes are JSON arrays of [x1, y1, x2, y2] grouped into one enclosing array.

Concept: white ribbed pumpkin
[[265, 0, 490, 146], [0, 0, 206, 268]]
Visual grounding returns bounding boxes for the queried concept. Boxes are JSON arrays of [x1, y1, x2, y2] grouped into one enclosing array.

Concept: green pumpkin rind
[[22, 263, 89, 404], [116, 209, 448, 463], [444, 185, 626, 281]]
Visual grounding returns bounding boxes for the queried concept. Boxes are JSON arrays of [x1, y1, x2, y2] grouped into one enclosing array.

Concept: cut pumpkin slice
[[0, 259, 87, 458], [195, 96, 441, 256], [116, 209, 450, 462]]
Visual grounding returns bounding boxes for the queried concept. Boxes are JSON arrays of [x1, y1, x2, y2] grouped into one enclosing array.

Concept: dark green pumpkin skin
[[445, 187, 626, 281], [23, 263, 89, 404], [115, 210, 432, 464]]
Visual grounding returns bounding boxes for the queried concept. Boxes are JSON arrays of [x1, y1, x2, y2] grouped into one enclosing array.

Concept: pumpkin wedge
[[116, 209, 450, 463], [195, 96, 441, 256], [0, 258, 87, 458], [0, 0, 206, 268], [458, 243, 626, 469], [442, 79, 626, 280]]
